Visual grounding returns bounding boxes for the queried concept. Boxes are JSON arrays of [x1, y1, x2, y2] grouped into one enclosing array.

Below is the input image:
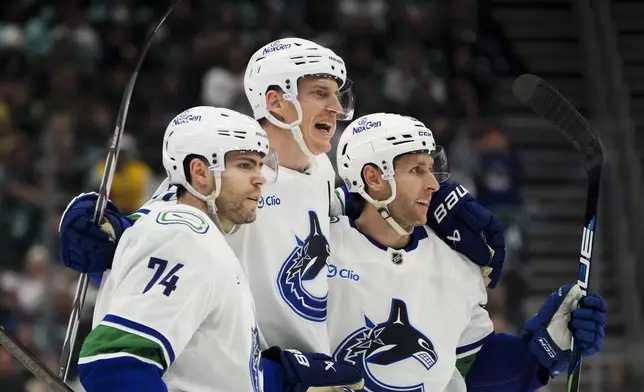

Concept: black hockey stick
[[0, 326, 73, 392], [512, 74, 603, 392], [54, 0, 184, 382]]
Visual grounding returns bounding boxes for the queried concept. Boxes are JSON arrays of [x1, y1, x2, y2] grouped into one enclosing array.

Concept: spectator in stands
[[474, 125, 523, 222], [89, 133, 152, 214]]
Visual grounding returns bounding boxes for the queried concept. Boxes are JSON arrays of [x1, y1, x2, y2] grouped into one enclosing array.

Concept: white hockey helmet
[[162, 106, 277, 230], [244, 38, 354, 167], [337, 113, 449, 234]]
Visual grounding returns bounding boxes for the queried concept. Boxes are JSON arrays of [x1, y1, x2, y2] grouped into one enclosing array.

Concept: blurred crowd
[[0, 0, 535, 390]]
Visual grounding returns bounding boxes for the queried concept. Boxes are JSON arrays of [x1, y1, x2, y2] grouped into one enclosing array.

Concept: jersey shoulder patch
[[155, 210, 210, 234]]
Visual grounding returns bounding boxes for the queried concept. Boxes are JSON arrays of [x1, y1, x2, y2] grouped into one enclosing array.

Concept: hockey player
[[327, 112, 607, 392], [76, 106, 364, 392], [62, 38, 353, 355], [59, 37, 503, 360]]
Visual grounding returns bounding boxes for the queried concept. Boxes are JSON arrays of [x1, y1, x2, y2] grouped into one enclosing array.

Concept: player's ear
[[362, 164, 385, 192], [265, 88, 286, 122], [189, 157, 210, 190]]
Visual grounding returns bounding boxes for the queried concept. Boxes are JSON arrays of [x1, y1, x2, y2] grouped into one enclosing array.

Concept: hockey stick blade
[[512, 74, 603, 172], [512, 74, 603, 392], [0, 326, 73, 392], [57, 0, 184, 382]]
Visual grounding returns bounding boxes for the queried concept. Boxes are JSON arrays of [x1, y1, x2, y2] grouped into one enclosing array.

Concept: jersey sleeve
[[456, 265, 494, 361], [78, 224, 220, 387], [330, 187, 348, 218]]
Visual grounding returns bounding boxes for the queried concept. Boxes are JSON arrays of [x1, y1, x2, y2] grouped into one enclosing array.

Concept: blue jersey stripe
[[78, 354, 166, 392], [457, 332, 493, 355], [103, 314, 176, 364]]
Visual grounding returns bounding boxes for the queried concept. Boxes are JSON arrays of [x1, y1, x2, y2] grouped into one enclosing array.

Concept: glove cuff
[[261, 356, 291, 392], [261, 347, 287, 370], [528, 328, 569, 378]]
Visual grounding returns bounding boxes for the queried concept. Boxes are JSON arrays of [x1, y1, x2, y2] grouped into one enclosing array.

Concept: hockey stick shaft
[[57, 0, 183, 381], [0, 326, 73, 392], [512, 74, 603, 392], [568, 169, 601, 392]]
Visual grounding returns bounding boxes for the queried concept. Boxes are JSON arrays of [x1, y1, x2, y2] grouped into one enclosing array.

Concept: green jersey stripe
[[456, 351, 478, 378], [80, 324, 168, 371]]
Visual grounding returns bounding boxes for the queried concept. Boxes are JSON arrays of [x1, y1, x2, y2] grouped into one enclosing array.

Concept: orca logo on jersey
[[249, 326, 262, 392], [333, 299, 437, 392], [276, 211, 329, 322]]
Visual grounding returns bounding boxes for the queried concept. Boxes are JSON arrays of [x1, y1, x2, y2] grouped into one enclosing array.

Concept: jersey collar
[[348, 218, 428, 252]]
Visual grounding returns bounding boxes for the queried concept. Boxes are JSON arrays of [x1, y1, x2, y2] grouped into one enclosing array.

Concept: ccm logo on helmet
[[327, 264, 360, 281], [418, 131, 432, 137], [352, 117, 382, 134], [258, 195, 281, 208], [262, 41, 292, 55]]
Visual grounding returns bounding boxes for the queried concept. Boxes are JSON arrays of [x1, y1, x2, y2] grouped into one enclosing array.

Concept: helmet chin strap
[[265, 98, 317, 174], [358, 179, 412, 236], [182, 173, 240, 235]]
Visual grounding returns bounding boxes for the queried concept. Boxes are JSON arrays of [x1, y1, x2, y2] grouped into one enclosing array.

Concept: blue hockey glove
[[522, 284, 606, 377], [426, 181, 506, 288], [59, 192, 132, 275], [569, 293, 606, 356], [261, 346, 364, 392]]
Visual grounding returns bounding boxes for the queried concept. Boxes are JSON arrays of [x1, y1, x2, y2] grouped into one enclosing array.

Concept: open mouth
[[315, 122, 333, 133], [415, 199, 429, 206]]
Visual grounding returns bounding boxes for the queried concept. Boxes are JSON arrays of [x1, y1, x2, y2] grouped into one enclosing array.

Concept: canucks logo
[[333, 299, 437, 392], [249, 325, 262, 392], [276, 211, 329, 322]]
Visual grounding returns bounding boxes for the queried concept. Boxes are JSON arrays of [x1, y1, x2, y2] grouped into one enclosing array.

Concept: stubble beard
[[216, 196, 258, 225], [388, 199, 427, 232]]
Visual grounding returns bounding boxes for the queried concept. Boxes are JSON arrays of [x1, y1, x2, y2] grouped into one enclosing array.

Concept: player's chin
[[413, 201, 430, 218], [235, 209, 258, 224], [412, 214, 427, 227], [306, 131, 333, 153], [234, 202, 259, 223]]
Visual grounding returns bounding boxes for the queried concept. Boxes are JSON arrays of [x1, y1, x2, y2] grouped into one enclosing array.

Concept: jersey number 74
[[143, 257, 184, 297]]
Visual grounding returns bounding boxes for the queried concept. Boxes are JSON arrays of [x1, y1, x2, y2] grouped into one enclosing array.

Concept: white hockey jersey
[[139, 153, 336, 353], [327, 216, 494, 392], [226, 153, 336, 353], [81, 203, 262, 392]]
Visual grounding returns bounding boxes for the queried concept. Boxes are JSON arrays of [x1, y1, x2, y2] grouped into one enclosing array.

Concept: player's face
[[216, 151, 266, 225], [387, 153, 440, 231], [296, 77, 343, 154]]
